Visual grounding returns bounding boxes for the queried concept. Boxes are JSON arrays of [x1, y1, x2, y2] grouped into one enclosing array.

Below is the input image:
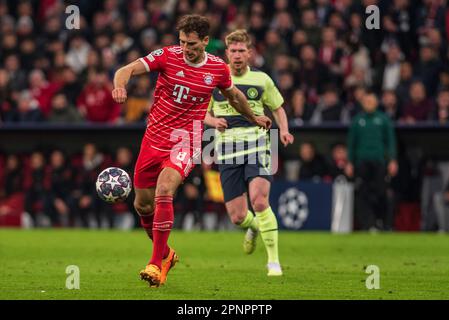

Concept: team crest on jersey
[[203, 73, 214, 85], [247, 87, 259, 99]]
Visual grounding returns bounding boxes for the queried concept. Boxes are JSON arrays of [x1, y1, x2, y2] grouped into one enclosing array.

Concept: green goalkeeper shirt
[[208, 66, 284, 161]]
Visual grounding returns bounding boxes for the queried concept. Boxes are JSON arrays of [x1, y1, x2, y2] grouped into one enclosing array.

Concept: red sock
[[140, 214, 154, 240], [140, 214, 170, 259], [150, 195, 174, 268]]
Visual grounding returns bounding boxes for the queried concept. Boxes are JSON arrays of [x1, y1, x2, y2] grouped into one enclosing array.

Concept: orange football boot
[[139, 264, 161, 288], [160, 247, 179, 285]]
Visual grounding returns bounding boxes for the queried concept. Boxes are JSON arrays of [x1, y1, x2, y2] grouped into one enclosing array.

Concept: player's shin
[[256, 207, 279, 264], [239, 210, 258, 231], [150, 196, 174, 268]]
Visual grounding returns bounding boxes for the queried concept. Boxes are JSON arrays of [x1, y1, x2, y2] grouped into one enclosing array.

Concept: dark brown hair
[[176, 14, 210, 39]]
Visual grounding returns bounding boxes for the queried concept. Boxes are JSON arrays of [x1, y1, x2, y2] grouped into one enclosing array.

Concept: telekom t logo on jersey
[[172, 84, 204, 104], [173, 84, 190, 103]]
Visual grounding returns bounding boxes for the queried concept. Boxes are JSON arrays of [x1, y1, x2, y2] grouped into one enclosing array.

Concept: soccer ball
[[96, 167, 132, 203]]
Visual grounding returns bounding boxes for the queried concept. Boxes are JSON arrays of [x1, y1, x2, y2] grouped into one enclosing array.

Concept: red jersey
[[139, 46, 233, 153]]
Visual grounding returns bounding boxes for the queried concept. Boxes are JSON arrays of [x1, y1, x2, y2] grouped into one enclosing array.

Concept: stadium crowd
[[1, 0, 449, 231], [1, 0, 449, 125]]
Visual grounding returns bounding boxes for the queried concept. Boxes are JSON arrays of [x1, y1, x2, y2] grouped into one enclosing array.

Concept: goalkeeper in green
[[205, 29, 294, 276]]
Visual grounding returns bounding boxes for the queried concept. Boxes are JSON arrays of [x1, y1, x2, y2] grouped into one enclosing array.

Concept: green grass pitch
[[1, 229, 449, 300]]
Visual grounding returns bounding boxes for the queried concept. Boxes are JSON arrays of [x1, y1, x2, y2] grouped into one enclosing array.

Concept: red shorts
[[134, 137, 196, 189]]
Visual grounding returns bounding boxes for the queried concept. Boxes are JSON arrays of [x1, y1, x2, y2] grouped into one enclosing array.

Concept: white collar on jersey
[[183, 52, 208, 68]]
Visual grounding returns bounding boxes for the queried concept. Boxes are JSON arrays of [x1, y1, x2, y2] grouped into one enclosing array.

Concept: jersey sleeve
[[263, 74, 284, 111], [138, 48, 168, 72], [216, 63, 233, 91]]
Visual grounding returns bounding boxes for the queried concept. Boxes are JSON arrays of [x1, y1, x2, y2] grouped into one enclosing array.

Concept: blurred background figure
[[45, 150, 73, 227], [328, 142, 348, 180], [112, 147, 136, 230], [346, 91, 398, 231], [23, 151, 48, 226], [76, 67, 121, 123], [72, 143, 111, 228], [47, 92, 83, 123]]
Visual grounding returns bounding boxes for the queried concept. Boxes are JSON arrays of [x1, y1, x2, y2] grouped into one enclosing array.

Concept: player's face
[[226, 42, 251, 73], [179, 31, 209, 64]]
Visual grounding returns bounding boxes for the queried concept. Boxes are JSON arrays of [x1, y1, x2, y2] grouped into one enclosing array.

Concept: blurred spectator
[[123, 75, 151, 123], [300, 8, 321, 49], [4, 90, 43, 123], [4, 54, 28, 91], [24, 151, 49, 226], [65, 33, 91, 74], [341, 85, 365, 123], [0, 154, 23, 198], [310, 85, 343, 123], [73, 143, 111, 228], [59, 66, 84, 106], [262, 29, 288, 73], [395, 61, 413, 106], [0, 153, 24, 220], [346, 91, 398, 231], [378, 43, 403, 91], [296, 45, 330, 105], [386, 0, 414, 57], [45, 150, 73, 227], [112, 147, 136, 229], [285, 88, 314, 122], [316, 0, 333, 27], [414, 44, 442, 97], [401, 80, 435, 123], [298, 141, 329, 181], [433, 88, 449, 124], [76, 67, 121, 123], [28, 69, 62, 116], [342, 36, 372, 90], [328, 142, 349, 180], [380, 90, 401, 121], [0, 68, 12, 122], [48, 92, 83, 123], [318, 27, 344, 84]]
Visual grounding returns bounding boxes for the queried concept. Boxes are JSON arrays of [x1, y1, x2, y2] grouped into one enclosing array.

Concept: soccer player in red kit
[[112, 15, 271, 287]]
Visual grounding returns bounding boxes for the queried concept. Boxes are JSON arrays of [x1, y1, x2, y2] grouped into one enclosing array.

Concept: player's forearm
[[113, 66, 133, 89], [272, 107, 290, 133], [229, 90, 257, 123], [113, 60, 147, 89], [204, 112, 216, 127]]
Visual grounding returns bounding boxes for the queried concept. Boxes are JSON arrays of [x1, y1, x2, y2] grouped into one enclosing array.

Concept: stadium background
[[1, 0, 449, 233]]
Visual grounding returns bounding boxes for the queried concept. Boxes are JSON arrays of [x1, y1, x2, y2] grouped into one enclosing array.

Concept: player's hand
[[112, 87, 127, 104], [280, 131, 294, 147], [254, 115, 272, 130], [214, 118, 228, 132]]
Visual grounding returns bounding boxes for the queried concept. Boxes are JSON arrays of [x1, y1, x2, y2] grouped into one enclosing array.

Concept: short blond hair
[[225, 29, 252, 48]]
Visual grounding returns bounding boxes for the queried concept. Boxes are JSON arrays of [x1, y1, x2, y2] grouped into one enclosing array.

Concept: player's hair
[[225, 29, 252, 48], [176, 14, 210, 39]]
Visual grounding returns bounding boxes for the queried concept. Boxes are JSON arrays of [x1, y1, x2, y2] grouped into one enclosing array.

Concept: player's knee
[[251, 195, 269, 212], [133, 201, 153, 216], [155, 182, 175, 197]]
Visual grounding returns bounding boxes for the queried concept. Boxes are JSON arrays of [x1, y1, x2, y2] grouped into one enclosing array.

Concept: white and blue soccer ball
[[96, 167, 131, 203]]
